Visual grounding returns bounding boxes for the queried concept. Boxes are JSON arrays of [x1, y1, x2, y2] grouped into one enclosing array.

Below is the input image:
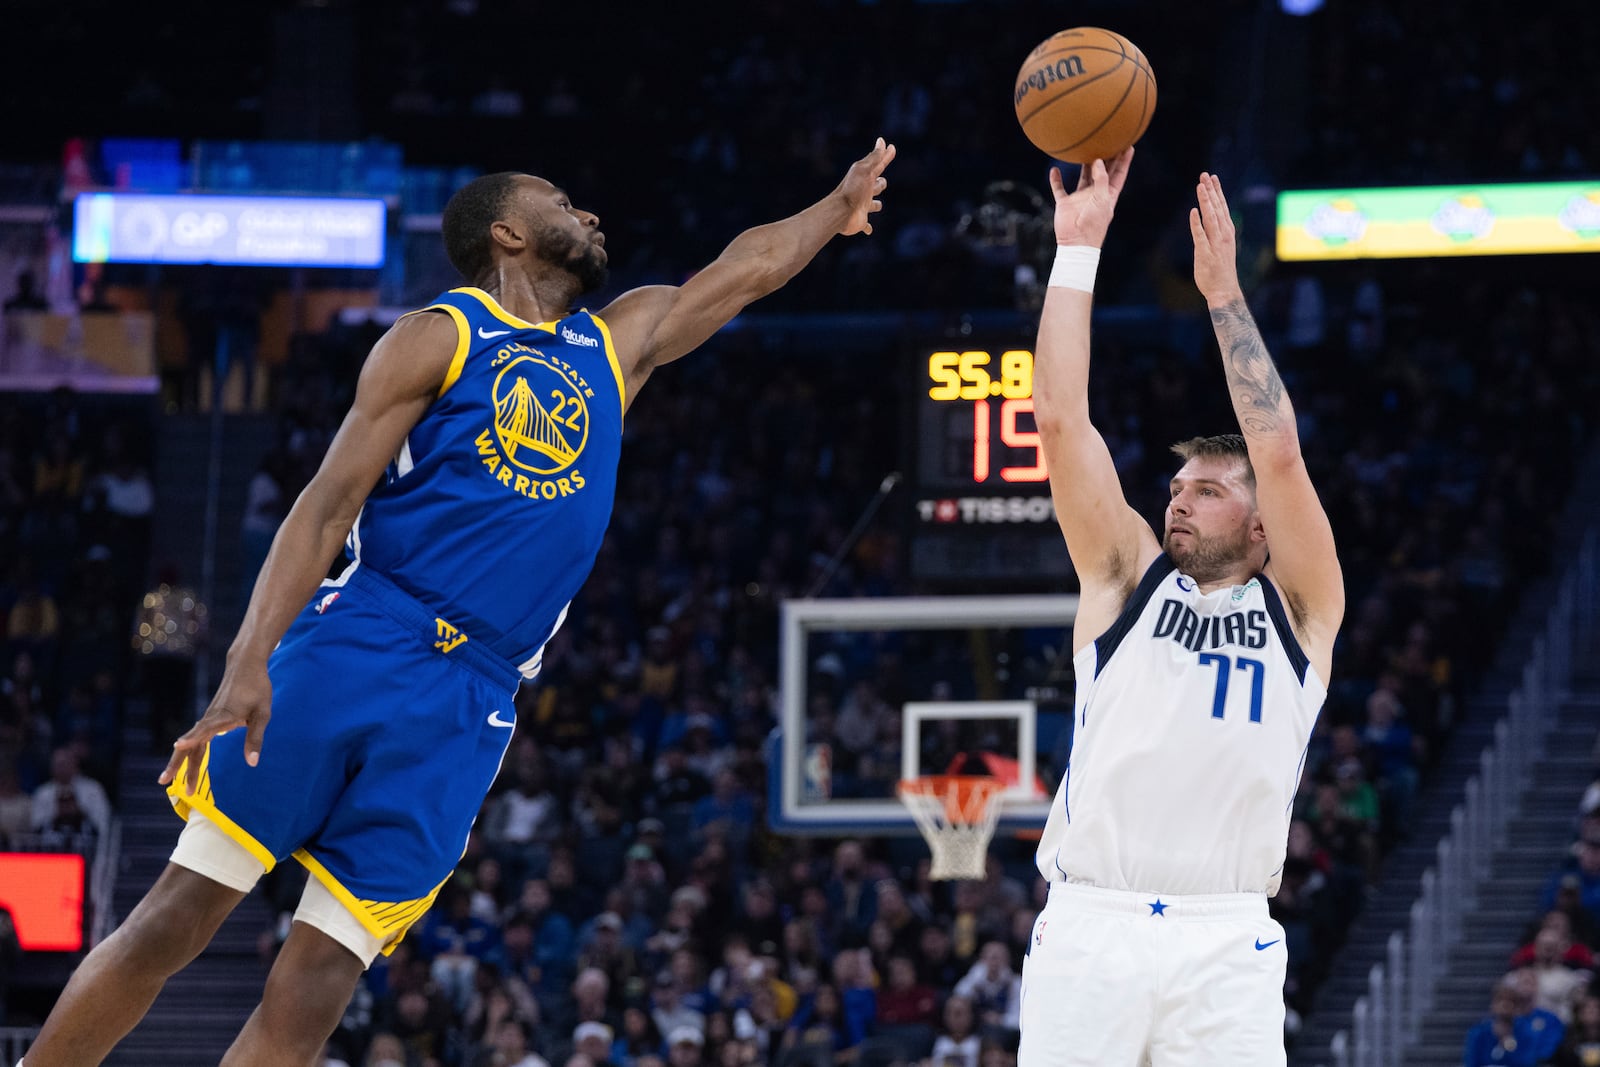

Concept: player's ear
[[489, 218, 527, 255], [1250, 512, 1268, 543]]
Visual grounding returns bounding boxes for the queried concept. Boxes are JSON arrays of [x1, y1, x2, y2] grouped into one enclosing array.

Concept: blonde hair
[[1170, 434, 1255, 486]]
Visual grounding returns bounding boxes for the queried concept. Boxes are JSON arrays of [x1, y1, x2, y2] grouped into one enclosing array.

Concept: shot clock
[[923, 348, 1047, 485], [910, 345, 1070, 585]]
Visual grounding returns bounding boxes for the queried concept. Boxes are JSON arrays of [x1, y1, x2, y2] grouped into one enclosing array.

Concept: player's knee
[[117, 871, 238, 971], [261, 938, 363, 1037], [111, 900, 204, 973]]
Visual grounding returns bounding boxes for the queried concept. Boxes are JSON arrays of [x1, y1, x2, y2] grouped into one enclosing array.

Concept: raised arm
[[1031, 150, 1161, 652], [1190, 172, 1344, 678], [599, 138, 895, 403], [161, 311, 457, 792]]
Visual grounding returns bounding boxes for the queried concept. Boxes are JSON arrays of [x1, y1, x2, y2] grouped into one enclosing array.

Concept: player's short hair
[[441, 172, 523, 284], [1170, 434, 1255, 485]]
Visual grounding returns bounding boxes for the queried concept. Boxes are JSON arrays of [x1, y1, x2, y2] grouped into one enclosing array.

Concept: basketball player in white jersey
[[1017, 149, 1344, 1067]]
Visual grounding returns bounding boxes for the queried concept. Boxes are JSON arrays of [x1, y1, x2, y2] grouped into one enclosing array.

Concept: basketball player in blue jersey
[[1017, 149, 1345, 1067], [21, 138, 895, 1067]]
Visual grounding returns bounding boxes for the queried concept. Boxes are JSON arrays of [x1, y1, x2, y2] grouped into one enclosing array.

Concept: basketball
[[1013, 27, 1157, 164]]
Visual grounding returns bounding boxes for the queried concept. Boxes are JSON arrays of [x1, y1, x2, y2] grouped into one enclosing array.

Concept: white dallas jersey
[[1036, 555, 1326, 896]]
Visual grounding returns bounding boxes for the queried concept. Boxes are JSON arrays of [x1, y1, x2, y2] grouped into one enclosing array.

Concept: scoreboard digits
[[923, 349, 1048, 485]]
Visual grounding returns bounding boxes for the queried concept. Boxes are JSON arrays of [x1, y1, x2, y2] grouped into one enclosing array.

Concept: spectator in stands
[[877, 954, 938, 1028], [918, 924, 963, 990], [1542, 818, 1600, 921], [389, 986, 452, 1065], [363, 1032, 409, 1067], [30, 744, 110, 839], [614, 1005, 665, 1067], [1527, 927, 1593, 1023], [420, 881, 504, 1013], [782, 982, 850, 1061], [6, 572, 60, 657], [832, 947, 878, 1049], [576, 1021, 619, 1067], [240, 449, 289, 602], [504, 881, 576, 998], [874, 879, 927, 956], [1507, 967, 1568, 1063], [578, 910, 640, 996], [691, 768, 756, 852], [1464, 976, 1542, 1067], [1362, 685, 1420, 834], [667, 1027, 706, 1067], [1548, 876, 1600, 950], [654, 744, 712, 812], [566, 967, 622, 1035], [825, 840, 879, 939], [652, 970, 707, 1042], [929, 995, 981, 1067], [485, 749, 562, 884], [1513, 911, 1596, 969], [0, 760, 31, 846], [952, 941, 1020, 1031], [1554, 995, 1600, 1067], [478, 1017, 551, 1067]]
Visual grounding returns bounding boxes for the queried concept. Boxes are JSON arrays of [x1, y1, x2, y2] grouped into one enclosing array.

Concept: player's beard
[[537, 225, 609, 293], [1163, 524, 1253, 584]]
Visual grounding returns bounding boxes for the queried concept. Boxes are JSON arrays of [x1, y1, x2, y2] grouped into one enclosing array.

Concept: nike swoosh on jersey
[[1254, 939, 1279, 951], [477, 327, 512, 339], [487, 710, 516, 728]]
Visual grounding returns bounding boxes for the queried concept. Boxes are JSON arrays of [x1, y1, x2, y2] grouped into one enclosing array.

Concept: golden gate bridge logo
[[491, 355, 588, 475]]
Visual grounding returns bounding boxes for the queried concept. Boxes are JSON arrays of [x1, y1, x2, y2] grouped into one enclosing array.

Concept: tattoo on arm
[[1209, 299, 1289, 438]]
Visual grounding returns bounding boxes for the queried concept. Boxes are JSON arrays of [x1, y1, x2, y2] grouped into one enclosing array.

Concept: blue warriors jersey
[[350, 286, 626, 678]]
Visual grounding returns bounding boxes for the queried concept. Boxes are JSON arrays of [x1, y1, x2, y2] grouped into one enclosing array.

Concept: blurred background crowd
[[2, 1, 1599, 1065]]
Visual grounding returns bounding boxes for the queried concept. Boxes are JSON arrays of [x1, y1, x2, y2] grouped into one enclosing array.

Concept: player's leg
[[1147, 914, 1287, 1067], [218, 884, 373, 1067], [23, 817, 259, 1067], [1017, 898, 1156, 1067]]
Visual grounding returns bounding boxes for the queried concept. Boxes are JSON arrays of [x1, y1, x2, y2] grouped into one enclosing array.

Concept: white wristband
[[1048, 245, 1101, 292]]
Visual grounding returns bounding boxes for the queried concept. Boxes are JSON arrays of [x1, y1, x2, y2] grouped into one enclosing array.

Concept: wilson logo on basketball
[[1014, 55, 1086, 106]]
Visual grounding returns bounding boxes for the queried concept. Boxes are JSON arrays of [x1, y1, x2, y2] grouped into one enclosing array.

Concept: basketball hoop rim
[[896, 774, 1006, 825]]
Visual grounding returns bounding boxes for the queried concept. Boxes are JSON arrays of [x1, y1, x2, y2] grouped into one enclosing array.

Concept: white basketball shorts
[[1018, 882, 1287, 1067]]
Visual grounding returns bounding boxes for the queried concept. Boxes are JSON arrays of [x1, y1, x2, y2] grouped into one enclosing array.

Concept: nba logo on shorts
[[315, 592, 340, 614], [1034, 919, 1047, 948]]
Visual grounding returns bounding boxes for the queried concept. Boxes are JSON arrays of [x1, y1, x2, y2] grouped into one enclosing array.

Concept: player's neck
[[480, 267, 577, 325], [1181, 560, 1261, 595], [1193, 573, 1253, 595]]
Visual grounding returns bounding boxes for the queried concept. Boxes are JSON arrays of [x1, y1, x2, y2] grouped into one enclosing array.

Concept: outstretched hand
[[836, 137, 896, 237], [1190, 172, 1244, 306], [1049, 146, 1134, 249], [158, 660, 274, 796]]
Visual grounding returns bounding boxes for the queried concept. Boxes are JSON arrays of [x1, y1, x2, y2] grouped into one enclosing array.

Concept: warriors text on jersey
[[1036, 555, 1327, 896], [349, 286, 626, 678]]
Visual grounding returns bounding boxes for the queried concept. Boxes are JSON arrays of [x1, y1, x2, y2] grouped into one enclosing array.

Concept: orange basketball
[[1013, 27, 1157, 164]]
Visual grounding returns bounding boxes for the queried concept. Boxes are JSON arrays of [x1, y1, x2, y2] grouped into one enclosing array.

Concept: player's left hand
[[159, 659, 274, 796], [835, 137, 896, 236], [1190, 172, 1244, 307]]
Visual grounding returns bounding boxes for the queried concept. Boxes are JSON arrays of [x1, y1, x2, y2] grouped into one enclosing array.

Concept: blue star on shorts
[[1148, 899, 1169, 916]]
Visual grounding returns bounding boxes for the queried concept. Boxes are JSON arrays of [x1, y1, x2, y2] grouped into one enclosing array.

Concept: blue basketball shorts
[[167, 563, 520, 952]]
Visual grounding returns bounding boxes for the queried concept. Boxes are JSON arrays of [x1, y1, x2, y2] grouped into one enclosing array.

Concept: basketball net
[[897, 775, 1004, 881]]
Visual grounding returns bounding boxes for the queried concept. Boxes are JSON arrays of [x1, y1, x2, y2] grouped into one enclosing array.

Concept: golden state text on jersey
[[347, 287, 626, 679]]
